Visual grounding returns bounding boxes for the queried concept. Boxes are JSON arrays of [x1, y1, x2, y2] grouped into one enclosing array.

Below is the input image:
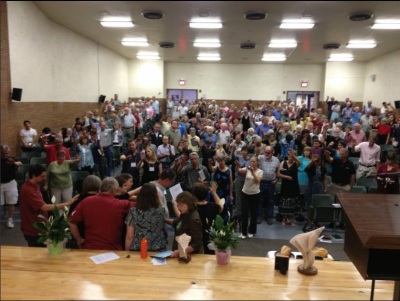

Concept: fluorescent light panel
[[190, 18, 222, 29], [101, 21, 134, 28], [328, 53, 354, 61], [137, 52, 160, 59], [269, 39, 297, 48], [121, 38, 149, 47], [197, 56, 221, 61], [194, 39, 221, 48], [280, 18, 314, 29], [347, 40, 376, 48], [371, 20, 400, 29], [262, 53, 286, 61]]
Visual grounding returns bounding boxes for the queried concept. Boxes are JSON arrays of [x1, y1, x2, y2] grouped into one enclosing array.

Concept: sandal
[[281, 217, 286, 226], [290, 218, 296, 227]]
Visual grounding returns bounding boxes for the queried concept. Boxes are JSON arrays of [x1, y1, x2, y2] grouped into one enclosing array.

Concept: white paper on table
[[332, 203, 341, 208], [169, 183, 183, 201], [151, 258, 167, 265], [90, 252, 120, 264]]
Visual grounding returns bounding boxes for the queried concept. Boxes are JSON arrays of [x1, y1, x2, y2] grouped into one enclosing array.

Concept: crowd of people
[[1, 94, 399, 256]]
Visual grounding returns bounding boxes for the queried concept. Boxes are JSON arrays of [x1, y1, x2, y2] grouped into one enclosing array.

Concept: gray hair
[[82, 175, 101, 194], [100, 177, 119, 192], [189, 152, 199, 159], [1, 144, 10, 151]]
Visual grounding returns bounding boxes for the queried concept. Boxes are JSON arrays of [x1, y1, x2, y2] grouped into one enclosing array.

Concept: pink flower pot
[[215, 248, 231, 265]]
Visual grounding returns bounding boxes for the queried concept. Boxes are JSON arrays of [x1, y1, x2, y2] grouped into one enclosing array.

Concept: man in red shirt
[[19, 164, 78, 247], [42, 135, 70, 165], [69, 177, 135, 250]]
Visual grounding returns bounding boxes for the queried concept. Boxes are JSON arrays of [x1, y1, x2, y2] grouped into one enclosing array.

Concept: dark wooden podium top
[[337, 192, 400, 250]]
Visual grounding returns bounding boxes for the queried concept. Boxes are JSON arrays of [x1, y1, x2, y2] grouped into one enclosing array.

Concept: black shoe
[[257, 217, 262, 224]]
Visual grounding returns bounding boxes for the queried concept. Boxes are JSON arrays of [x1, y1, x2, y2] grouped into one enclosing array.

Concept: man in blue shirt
[[256, 117, 271, 137]]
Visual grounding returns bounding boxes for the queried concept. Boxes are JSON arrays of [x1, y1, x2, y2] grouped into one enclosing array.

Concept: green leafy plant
[[207, 215, 239, 251], [32, 204, 71, 246]]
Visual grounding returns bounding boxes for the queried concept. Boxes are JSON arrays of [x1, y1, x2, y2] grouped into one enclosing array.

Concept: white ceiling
[[33, 1, 400, 64]]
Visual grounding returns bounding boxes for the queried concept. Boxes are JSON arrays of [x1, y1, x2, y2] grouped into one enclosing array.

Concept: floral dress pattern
[[125, 206, 167, 251], [279, 161, 300, 215]]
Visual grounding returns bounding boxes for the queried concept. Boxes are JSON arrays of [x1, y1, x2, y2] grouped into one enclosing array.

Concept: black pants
[[241, 192, 260, 235]]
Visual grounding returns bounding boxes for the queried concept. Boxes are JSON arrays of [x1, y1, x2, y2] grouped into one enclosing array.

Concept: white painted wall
[[363, 50, 400, 106], [127, 59, 164, 98], [164, 63, 325, 100], [8, 1, 128, 103], [324, 62, 365, 102]]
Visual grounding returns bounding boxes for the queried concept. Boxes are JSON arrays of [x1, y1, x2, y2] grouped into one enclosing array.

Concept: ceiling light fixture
[[244, 11, 267, 21], [190, 18, 222, 29], [136, 52, 160, 60], [269, 39, 297, 48], [159, 42, 175, 48], [240, 42, 256, 49], [346, 40, 377, 48], [328, 53, 354, 61], [121, 38, 149, 47], [193, 39, 221, 48], [323, 43, 340, 50], [142, 11, 163, 20], [262, 53, 287, 61], [371, 20, 400, 29], [280, 19, 315, 29], [197, 53, 221, 61], [349, 11, 373, 22], [100, 18, 134, 28]]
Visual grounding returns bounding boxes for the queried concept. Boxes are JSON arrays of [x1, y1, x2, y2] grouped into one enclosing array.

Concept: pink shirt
[[354, 142, 381, 166], [350, 130, 367, 145]]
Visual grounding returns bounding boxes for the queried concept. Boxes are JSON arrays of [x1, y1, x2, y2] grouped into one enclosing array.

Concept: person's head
[[162, 135, 169, 146], [381, 117, 388, 125], [386, 150, 396, 163], [205, 138, 212, 147], [247, 128, 255, 135], [191, 182, 209, 202], [250, 155, 260, 169], [189, 127, 196, 136], [175, 191, 197, 214], [158, 168, 176, 188], [79, 135, 89, 145], [136, 183, 160, 211], [1, 145, 10, 158], [285, 134, 293, 143], [338, 148, 349, 162], [269, 133, 276, 142], [23, 120, 31, 130], [115, 173, 133, 192], [127, 140, 137, 153], [153, 122, 161, 132], [216, 154, 226, 166], [337, 139, 346, 149], [145, 146, 157, 161], [171, 120, 179, 129], [100, 121, 107, 130], [368, 135, 377, 147], [240, 145, 249, 157], [303, 146, 312, 159], [189, 152, 200, 167], [28, 164, 47, 183], [312, 154, 322, 165], [264, 146, 273, 158], [82, 175, 101, 194], [353, 123, 361, 132], [100, 177, 119, 194], [57, 149, 66, 163], [54, 136, 63, 149]]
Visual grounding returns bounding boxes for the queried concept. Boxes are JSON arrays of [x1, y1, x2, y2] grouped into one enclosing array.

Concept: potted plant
[[32, 203, 71, 256], [207, 215, 239, 265]]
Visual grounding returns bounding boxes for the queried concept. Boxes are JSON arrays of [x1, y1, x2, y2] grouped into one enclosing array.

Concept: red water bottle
[[140, 238, 148, 259]]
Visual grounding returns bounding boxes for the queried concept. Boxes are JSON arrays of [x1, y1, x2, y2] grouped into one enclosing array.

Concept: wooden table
[[337, 192, 400, 301], [0, 246, 395, 300]]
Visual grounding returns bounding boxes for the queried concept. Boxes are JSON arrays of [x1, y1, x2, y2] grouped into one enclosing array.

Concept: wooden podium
[[337, 193, 400, 301]]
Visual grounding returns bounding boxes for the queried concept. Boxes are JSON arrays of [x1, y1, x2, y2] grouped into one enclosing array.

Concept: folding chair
[[311, 194, 336, 228], [356, 177, 377, 193], [350, 185, 367, 194]]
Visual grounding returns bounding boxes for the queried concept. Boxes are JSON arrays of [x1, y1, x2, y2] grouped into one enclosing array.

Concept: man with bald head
[[359, 110, 373, 136], [257, 145, 280, 225], [42, 134, 71, 165]]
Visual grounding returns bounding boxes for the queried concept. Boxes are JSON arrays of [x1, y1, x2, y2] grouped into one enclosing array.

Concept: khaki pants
[[356, 165, 376, 179], [327, 183, 351, 197]]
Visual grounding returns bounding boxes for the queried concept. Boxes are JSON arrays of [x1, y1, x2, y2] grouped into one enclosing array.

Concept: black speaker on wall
[[98, 95, 106, 103], [394, 100, 400, 109], [11, 88, 22, 101]]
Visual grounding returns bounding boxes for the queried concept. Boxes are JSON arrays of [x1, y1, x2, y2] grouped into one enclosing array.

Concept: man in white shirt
[[352, 136, 381, 179], [157, 136, 175, 170], [177, 101, 188, 118], [20, 120, 38, 152], [120, 107, 137, 146]]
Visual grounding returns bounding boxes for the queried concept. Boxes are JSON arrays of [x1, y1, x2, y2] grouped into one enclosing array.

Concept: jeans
[[103, 146, 113, 177], [257, 181, 276, 219]]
